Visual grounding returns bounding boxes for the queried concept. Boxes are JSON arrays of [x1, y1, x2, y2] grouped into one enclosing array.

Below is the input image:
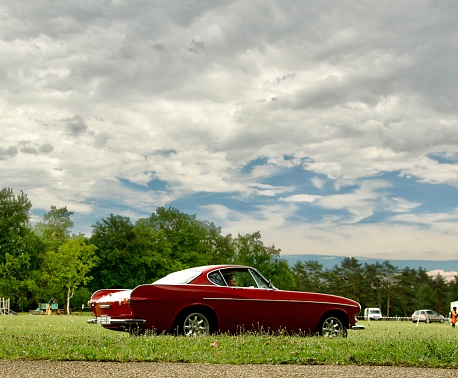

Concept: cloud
[[0, 146, 18, 160], [1, 0, 458, 262], [428, 270, 458, 283], [281, 194, 322, 203]]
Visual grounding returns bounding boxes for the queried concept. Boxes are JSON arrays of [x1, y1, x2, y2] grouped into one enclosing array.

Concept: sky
[[1, 1, 458, 263]]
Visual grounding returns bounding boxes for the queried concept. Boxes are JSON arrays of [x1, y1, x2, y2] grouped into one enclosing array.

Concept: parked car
[[88, 265, 361, 337], [364, 307, 383, 320], [411, 309, 445, 323]]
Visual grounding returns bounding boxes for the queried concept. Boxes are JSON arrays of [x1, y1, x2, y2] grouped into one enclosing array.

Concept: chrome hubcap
[[183, 313, 210, 336], [322, 317, 345, 337]]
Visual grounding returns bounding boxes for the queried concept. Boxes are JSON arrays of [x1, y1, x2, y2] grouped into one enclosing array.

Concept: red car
[[88, 265, 360, 337]]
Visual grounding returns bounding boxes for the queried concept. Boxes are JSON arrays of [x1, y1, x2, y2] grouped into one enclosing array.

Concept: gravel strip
[[1, 361, 456, 378]]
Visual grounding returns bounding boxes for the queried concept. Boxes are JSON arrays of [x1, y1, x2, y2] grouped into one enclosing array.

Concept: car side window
[[233, 271, 256, 287], [215, 268, 272, 288]]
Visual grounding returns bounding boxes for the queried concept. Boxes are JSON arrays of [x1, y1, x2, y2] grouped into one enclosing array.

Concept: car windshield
[[153, 268, 202, 285]]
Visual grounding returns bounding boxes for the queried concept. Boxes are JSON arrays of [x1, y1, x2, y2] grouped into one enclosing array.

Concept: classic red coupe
[[87, 265, 360, 337]]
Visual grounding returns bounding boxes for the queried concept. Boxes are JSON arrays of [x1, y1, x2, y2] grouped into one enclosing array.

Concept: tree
[[362, 262, 385, 310], [148, 207, 217, 267], [430, 273, 448, 315], [0, 188, 33, 264], [292, 260, 325, 293], [390, 267, 417, 316], [272, 258, 296, 290], [42, 236, 97, 314], [89, 214, 138, 290], [325, 257, 364, 302], [0, 188, 43, 309], [416, 284, 435, 310], [448, 275, 458, 303], [34, 206, 74, 252], [380, 261, 399, 318], [341, 257, 365, 302], [233, 232, 276, 269]]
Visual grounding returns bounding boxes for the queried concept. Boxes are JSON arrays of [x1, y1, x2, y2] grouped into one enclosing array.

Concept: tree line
[[1, 188, 457, 317]]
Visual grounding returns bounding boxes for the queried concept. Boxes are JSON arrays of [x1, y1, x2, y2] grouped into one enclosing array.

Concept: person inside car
[[225, 274, 238, 287]]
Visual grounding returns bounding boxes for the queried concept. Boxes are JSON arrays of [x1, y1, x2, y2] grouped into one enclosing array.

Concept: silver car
[[411, 309, 445, 323]]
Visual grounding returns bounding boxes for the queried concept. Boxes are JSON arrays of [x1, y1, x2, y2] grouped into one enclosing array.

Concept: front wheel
[[319, 316, 347, 337], [183, 312, 211, 336]]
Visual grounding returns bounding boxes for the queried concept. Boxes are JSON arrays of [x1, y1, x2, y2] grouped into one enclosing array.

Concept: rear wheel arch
[[172, 305, 218, 335]]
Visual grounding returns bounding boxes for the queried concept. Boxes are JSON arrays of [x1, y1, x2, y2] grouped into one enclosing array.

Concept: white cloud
[[428, 270, 458, 283], [281, 194, 322, 203]]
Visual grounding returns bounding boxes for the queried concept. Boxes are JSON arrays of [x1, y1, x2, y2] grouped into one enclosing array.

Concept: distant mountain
[[281, 254, 458, 273]]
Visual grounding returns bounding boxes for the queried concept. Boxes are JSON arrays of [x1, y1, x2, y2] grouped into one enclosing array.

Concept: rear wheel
[[319, 316, 347, 338], [183, 312, 211, 336]]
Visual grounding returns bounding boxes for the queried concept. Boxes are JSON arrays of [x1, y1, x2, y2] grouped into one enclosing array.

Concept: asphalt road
[[1, 361, 456, 378]]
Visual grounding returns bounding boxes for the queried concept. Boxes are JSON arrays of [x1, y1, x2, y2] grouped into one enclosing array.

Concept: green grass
[[1, 314, 458, 367]]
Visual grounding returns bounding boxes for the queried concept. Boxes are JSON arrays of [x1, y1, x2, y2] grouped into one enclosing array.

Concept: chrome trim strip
[[203, 297, 234, 301], [204, 297, 359, 308], [109, 318, 146, 324], [289, 300, 359, 308]]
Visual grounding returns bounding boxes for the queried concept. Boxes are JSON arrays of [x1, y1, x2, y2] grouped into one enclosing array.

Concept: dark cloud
[[38, 143, 54, 153], [20, 146, 38, 154], [65, 115, 88, 137], [0, 146, 18, 160]]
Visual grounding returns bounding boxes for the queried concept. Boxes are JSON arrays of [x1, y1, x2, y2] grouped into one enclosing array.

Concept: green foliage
[[292, 260, 321, 292], [2, 187, 457, 316], [448, 276, 458, 303], [89, 214, 143, 290], [0, 188, 44, 308], [0, 188, 32, 261], [34, 205, 74, 252], [42, 236, 98, 314]]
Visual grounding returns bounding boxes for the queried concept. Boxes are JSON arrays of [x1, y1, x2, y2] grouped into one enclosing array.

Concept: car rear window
[[153, 269, 202, 285], [208, 271, 226, 286]]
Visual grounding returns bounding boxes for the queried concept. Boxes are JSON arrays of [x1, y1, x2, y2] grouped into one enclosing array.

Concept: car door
[[231, 286, 291, 333], [227, 269, 292, 333]]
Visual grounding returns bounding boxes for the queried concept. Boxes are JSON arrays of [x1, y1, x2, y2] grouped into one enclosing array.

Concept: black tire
[[182, 311, 211, 336], [319, 316, 347, 338]]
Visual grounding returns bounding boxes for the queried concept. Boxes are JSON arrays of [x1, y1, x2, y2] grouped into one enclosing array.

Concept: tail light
[[118, 298, 131, 305]]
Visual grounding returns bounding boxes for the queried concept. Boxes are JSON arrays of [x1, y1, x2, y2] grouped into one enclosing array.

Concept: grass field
[[1, 314, 457, 367]]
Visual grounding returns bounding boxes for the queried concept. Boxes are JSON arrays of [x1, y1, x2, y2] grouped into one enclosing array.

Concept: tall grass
[[1, 314, 457, 367]]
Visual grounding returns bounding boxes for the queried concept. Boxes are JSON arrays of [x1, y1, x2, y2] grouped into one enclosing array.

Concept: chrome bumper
[[87, 318, 146, 325]]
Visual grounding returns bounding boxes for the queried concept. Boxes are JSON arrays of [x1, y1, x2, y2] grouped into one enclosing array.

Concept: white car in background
[[411, 309, 445, 323], [364, 307, 383, 320]]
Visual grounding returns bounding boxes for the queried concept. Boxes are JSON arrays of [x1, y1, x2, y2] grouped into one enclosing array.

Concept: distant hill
[[281, 254, 458, 273]]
